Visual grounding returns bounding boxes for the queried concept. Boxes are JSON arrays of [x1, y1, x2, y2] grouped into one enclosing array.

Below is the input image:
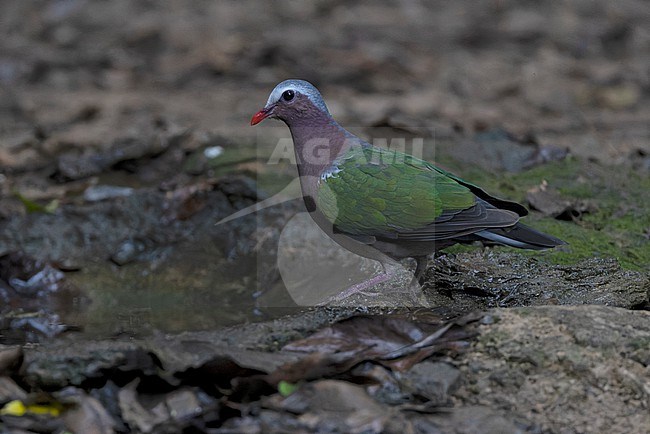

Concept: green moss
[[627, 337, 650, 351], [442, 157, 650, 271]]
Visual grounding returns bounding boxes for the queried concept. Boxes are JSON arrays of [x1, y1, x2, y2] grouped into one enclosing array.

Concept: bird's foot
[[413, 256, 429, 286], [317, 260, 430, 307], [317, 271, 392, 306], [408, 274, 421, 289]]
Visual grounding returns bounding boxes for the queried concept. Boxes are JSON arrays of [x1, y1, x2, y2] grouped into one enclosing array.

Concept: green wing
[[317, 146, 477, 237], [432, 165, 528, 216]]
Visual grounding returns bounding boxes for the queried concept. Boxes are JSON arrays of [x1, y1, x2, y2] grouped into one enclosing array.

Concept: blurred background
[[2, 1, 648, 152], [0, 0, 648, 340]]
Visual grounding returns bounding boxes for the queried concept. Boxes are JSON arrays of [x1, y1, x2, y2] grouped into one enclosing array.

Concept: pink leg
[[318, 262, 398, 305]]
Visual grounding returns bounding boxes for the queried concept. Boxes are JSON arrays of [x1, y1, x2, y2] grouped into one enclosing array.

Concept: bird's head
[[251, 79, 331, 126]]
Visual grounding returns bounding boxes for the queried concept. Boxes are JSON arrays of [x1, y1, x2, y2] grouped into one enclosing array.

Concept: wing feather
[[317, 145, 520, 242]]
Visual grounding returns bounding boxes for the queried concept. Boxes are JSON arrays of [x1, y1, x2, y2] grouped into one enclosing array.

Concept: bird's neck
[[286, 115, 356, 180]]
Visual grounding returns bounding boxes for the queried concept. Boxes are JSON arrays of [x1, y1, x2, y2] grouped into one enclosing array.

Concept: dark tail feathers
[[476, 223, 566, 250]]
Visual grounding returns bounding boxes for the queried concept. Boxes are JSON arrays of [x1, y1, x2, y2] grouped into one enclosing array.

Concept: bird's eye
[[282, 90, 295, 101]]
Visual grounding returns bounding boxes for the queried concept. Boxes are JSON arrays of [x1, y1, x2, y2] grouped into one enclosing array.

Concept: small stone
[[84, 185, 134, 202], [165, 389, 202, 421], [203, 146, 224, 159], [398, 361, 461, 404], [111, 239, 147, 265]]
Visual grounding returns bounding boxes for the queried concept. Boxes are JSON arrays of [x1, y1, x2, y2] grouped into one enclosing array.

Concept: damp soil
[[0, 1, 648, 433]]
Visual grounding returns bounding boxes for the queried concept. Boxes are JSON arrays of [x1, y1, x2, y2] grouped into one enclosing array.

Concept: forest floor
[[0, 1, 648, 433]]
